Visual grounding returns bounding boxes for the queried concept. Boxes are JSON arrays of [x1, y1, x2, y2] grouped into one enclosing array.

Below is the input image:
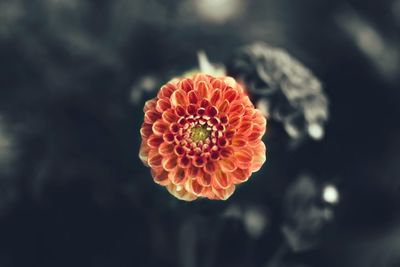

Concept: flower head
[[139, 74, 267, 201]]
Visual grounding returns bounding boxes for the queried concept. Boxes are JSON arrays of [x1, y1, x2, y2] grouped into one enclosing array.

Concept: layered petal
[[139, 74, 267, 201]]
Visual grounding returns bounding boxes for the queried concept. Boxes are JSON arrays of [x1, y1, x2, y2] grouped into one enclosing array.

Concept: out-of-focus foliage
[[227, 43, 329, 142], [0, 117, 19, 217], [334, 5, 400, 84], [282, 175, 335, 252], [224, 203, 270, 239]]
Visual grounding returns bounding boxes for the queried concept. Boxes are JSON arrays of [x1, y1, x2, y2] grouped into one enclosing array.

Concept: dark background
[[0, 0, 400, 266]]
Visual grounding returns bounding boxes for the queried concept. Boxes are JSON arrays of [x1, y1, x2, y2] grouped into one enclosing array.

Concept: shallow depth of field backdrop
[[0, 0, 400, 267]]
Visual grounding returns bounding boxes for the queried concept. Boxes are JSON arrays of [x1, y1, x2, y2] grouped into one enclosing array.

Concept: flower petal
[[144, 99, 157, 113], [151, 168, 171, 186], [204, 161, 217, 174], [220, 147, 234, 158], [191, 180, 204, 195], [185, 179, 204, 196], [152, 120, 169, 136], [162, 156, 178, 171], [210, 89, 221, 105], [228, 116, 241, 128], [222, 77, 237, 88], [211, 78, 226, 90], [232, 168, 251, 184], [224, 88, 238, 103], [188, 90, 199, 104], [238, 116, 253, 136], [248, 125, 263, 143], [206, 106, 218, 117], [187, 166, 200, 179], [179, 78, 194, 92], [147, 135, 164, 148], [253, 109, 267, 128], [212, 185, 235, 200], [251, 142, 266, 172], [197, 170, 212, 187], [162, 109, 178, 124], [178, 156, 191, 168], [159, 142, 174, 156], [197, 81, 211, 99], [193, 73, 210, 83], [166, 184, 197, 201], [140, 123, 153, 138], [148, 150, 162, 168], [156, 98, 171, 113], [144, 110, 161, 124], [218, 100, 229, 114], [163, 132, 175, 144], [169, 167, 187, 185], [212, 170, 231, 189], [235, 147, 253, 169], [231, 135, 248, 148], [219, 158, 237, 172], [229, 102, 245, 115], [139, 142, 150, 166], [171, 89, 188, 107], [157, 83, 176, 98]]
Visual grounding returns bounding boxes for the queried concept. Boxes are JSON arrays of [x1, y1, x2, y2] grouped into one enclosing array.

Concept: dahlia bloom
[[139, 74, 266, 201]]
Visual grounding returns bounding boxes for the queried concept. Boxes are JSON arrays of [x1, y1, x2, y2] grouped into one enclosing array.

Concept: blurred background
[[0, 0, 400, 266]]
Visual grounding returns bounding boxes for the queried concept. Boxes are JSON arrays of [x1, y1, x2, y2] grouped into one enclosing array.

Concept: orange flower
[[139, 74, 267, 201]]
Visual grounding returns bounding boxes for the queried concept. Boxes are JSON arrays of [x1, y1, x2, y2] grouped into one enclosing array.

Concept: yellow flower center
[[191, 126, 210, 142]]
